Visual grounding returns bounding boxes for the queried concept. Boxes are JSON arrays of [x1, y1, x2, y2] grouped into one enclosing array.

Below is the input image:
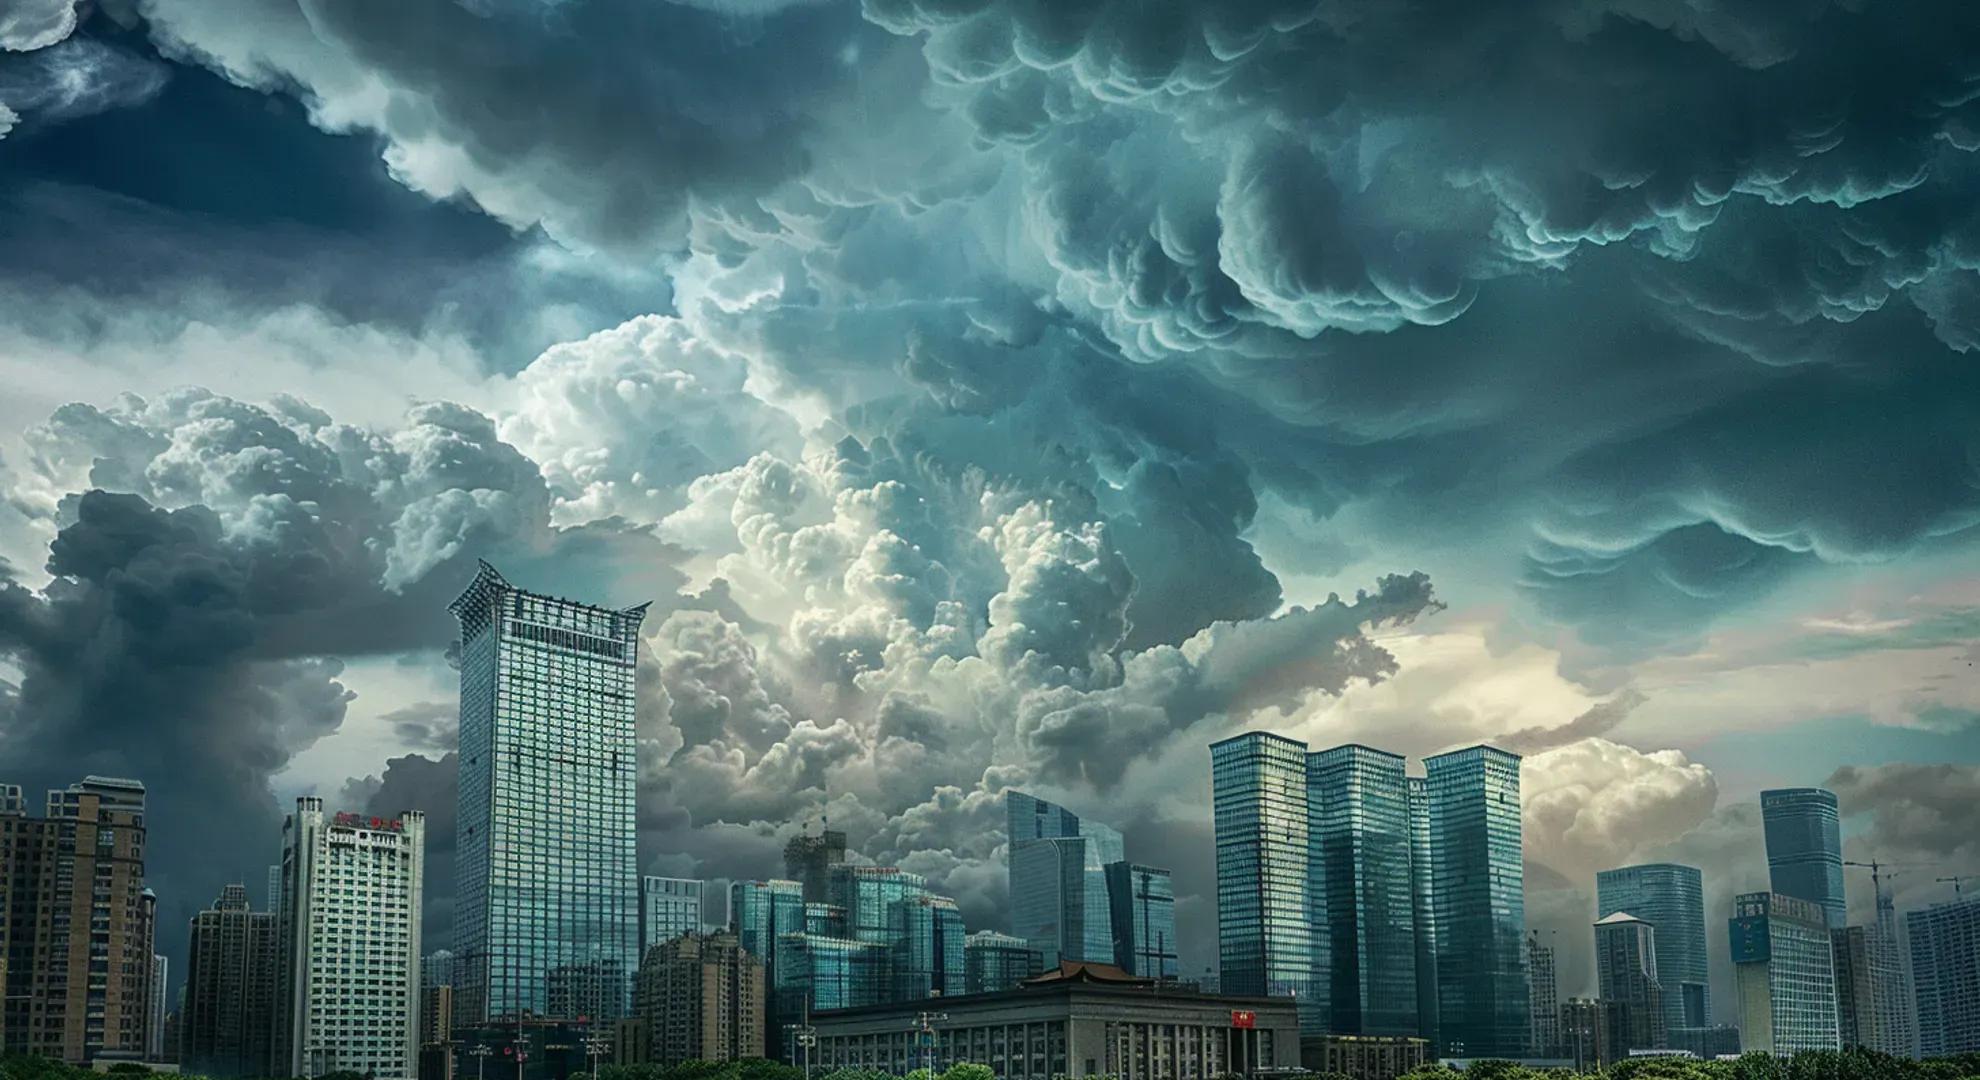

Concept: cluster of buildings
[[5, 563, 1980, 1080]]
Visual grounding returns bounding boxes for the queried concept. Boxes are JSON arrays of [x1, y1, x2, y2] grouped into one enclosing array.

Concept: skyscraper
[[1908, 893, 1980, 1056], [147, 956, 168, 1061], [1761, 789, 1846, 929], [1865, 874, 1918, 1058], [450, 562, 647, 1023], [1424, 745, 1528, 1059], [827, 866, 928, 945], [1730, 892, 1839, 1055], [1105, 862, 1179, 980], [1407, 777, 1440, 1053], [1526, 934, 1558, 1057], [278, 799, 425, 1079], [963, 931, 1040, 994], [1309, 744, 1418, 1036], [182, 885, 280, 1078], [1592, 913, 1666, 1053], [1209, 732, 1323, 1033], [1833, 926, 1880, 1051], [784, 831, 847, 905], [730, 879, 804, 1055], [0, 777, 156, 1063], [889, 894, 966, 1000], [1006, 791, 1124, 967], [641, 877, 706, 954], [1595, 863, 1709, 1034]]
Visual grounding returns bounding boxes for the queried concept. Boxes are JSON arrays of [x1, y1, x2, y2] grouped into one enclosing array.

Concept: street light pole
[[471, 1044, 492, 1080]]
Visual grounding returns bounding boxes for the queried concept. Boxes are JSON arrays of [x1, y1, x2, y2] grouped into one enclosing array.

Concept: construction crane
[[1939, 875, 1972, 897]]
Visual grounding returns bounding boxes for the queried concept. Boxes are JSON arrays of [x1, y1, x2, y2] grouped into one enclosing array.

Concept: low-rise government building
[[809, 961, 1299, 1080]]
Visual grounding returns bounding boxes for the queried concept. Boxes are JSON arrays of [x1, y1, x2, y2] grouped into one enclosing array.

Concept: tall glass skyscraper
[[1425, 745, 1529, 1058], [963, 931, 1041, 994], [889, 894, 966, 1000], [450, 562, 647, 1023], [1908, 893, 1980, 1056], [1210, 732, 1323, 1033], [1596, 863, 1709, 1032], [1105, 862, 1179, 979], [1309, 744, 1418, 1036], [730, 880, 805, 965], [1593, 913, 1666, 1052], [827, 866, 928, 945], [1761, 788, 1846, 929], [1408, 777, 1440, 1052], [1005, 791, 1125, 967]]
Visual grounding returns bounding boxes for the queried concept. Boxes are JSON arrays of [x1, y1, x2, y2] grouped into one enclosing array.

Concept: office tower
[[0, 776, 155, 1063], [827, 865, 928, 945], [1595, 863, 1709, 1033], [182, 885, 280, 1078], [265, 866, 281, 914], [1424, 746, 1529, 1058], [1833, 926, 1881, 1050], [730, 879, 804, 1057], [1105, 862, 1179, 979], [771, 933, 889, 1038], [784, 831, 848, 904], [1908, 894, 1980, 1056], [1761, 789, 1846, 929], [1559, 998, 1624, 1070], [631, 932, 765, 1066], [1593, 913, 1666, 1052], [1407, 777, 1440, 1053], [1730, 892, 1840, 1055], [1210, 732, 1323, 1033], [642, 877, 707, 953], [278, 799, 425, 1079], [805, 903, 847, 938], [963, 931, 1040, 994], [1006, 791, 1125, 967], [450, 562, 647, 1024], [423, 950, 456, 990], [1526, 935, 1558, 1057], [1309, 744, 1418, 1036], [147, 956, 168, 1060], [889, 894, 966, 1000], [1867, 876, 1917, 1058]]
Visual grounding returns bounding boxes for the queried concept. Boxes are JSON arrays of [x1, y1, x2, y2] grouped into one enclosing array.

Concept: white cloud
[[0, 0, 78, 52]]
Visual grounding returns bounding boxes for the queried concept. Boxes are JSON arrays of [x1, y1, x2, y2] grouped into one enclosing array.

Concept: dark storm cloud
[[350, 753, 459, 945]]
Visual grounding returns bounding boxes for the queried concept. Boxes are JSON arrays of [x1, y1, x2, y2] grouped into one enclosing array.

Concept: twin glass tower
[[450, 562, 650, 1024], [1210, 734, 1528, 1057]]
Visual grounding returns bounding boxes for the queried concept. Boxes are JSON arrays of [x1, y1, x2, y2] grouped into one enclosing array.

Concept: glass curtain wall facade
[[640, 877, 705, 955], [1595, 863, 1709, 1032], [1309, 745, 1418, 1037], [1425, 746, 1529, 1059], [827, 867, 928, 946], [1593, 913, 1666, 1052], [1210, 733, 1323, 1033], [1908, 895, 1980, 1056], [1731, 892, 1841, 1055], [1006, 791, 1124, 968], [1105, 862, 1179, 979], [450, 562, 646, 1023], [963, 931, 1041, 994], [1761, 789, 1846, 929], [1407, 777, 1440, 1052], [772, 934, 889, 1025], [889, 895, 966, 1000]]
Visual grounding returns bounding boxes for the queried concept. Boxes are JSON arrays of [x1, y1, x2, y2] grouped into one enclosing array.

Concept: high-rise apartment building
[[1833, 926, 1882, 1052], [1406, 777, 1439, 1053], [278, 799, 425, 1079], [1006, 792, 1123, 967], [1908, 894, 1980, 1056], [1730, 892, 1839, 1055], [641, 877, 706, 954], [1105, 862, 1178, 980], [1525, 935, 1558, 1057], [181, 885, 280, 1078], [963, 931, 1040, 994], [1424, 746, 1528, 1059], [1210, 733, 1323, 1033], [1761, 789, 1846, 929], [1593, 913, 1666, 1053], [450, 562, 646, 1023], [1862, 876, 1917, 1058], [1595, 863, 1709, 1033], [419, 985, 453, 1048], [0, 777, 156, 1063], [889, 894, 966, 1000], [783, 831, 847, 905], [1309, 745, 1418, 1037], [631, 932, 765, 1066]]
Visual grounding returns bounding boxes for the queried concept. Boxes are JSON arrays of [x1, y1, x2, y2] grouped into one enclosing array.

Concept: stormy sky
[[3, 0, 1979, 1018]]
